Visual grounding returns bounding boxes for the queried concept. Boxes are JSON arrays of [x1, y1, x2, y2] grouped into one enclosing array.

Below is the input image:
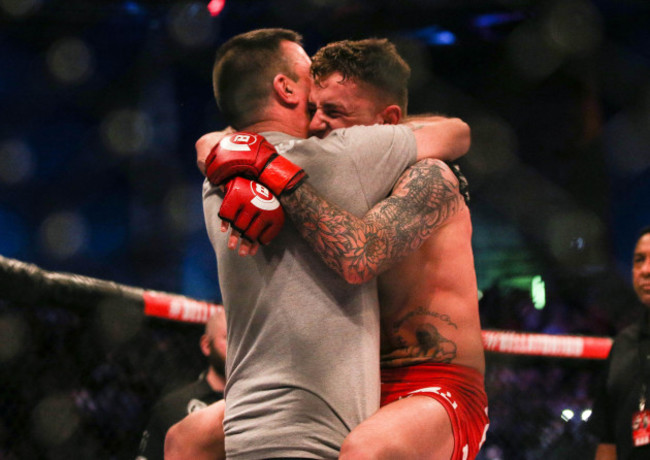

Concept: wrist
[[258, 155, 307, 196]]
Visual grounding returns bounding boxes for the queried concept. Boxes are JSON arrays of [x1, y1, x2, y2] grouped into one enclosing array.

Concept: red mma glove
[[219, 177, 285, 245], [205, 132, 307, 196]]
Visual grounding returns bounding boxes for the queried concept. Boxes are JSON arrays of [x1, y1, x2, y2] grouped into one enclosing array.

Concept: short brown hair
[[310, 38, 411, 112], [212, 28, 303, 129]]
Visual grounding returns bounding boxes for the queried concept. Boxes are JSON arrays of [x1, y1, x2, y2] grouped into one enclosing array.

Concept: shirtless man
[[207, 38, 488, 459], [166, 31, 472, 460]]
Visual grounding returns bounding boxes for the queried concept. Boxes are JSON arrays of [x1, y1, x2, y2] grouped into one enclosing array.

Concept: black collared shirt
[[136, 371, 224, 460], [589, 309, 650, 459]]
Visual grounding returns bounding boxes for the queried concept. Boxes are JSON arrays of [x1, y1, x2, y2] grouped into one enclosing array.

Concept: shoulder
[[615, 321, 643, 342], [155, 381, 199, 407], [334, 124, 412, 140], [613, 324, 641, 346], [398, 159, 460, 190], [608, 323, 642, 359], [151, 380, 221, 418]]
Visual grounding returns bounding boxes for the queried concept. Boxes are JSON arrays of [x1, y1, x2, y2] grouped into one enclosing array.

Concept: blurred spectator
[[588, 226, 650, 459], [135, 308, 226, 460]]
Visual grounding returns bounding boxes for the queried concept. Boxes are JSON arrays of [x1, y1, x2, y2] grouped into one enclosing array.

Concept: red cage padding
[[141, 292, 614, 360], [143, 291, 221, 324], [481, 330, 612, 359], [0, 255, 613, 359]]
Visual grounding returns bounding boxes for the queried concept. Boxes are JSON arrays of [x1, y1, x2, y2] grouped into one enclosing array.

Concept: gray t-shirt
[[203, 124, 417, 459]]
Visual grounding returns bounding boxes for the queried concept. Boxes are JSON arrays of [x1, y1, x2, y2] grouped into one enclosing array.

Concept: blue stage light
[[409, 25, 456, 46], [472, 12, 526, 29], [123, 1, 143, 15]]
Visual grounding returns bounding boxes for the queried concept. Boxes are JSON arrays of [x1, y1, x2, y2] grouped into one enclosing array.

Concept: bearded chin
[[208, 343, 226, 376]]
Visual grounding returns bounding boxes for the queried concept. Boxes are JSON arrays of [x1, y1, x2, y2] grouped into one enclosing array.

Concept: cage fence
[[0, 256, 607, 460]]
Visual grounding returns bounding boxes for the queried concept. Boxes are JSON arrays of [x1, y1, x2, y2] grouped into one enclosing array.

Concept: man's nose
[[309, 113, 328, 136]]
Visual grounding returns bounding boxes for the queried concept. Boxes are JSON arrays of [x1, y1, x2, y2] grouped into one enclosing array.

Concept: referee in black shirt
[[136, 308, 227, 460]]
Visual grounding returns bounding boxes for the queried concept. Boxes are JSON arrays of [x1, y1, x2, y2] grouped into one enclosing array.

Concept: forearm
[[402, 113, 447, 123], [280, 159, 463, 284], [280, 183, 391, 284], [404, 115, 471, 162], [195, 127, 234, 174]]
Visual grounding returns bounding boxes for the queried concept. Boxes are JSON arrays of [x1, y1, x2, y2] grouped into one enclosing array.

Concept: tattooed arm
[[280, 158, 465, 284]]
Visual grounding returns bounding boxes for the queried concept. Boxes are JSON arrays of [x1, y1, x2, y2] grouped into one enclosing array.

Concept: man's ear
[[273, 74, 298, 105], [380, 105, 402, 125], [199, 334, 210, 358]]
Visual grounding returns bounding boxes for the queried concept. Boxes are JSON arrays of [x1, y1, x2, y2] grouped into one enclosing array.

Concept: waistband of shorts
[[381, 362, 484, 388]]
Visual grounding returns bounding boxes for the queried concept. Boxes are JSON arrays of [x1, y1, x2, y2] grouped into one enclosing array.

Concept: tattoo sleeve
[[280, 159, 464, 284]]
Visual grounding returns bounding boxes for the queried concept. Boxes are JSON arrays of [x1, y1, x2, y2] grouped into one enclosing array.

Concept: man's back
[[203, 126, 416, 459], [378, 188, 485, 374]]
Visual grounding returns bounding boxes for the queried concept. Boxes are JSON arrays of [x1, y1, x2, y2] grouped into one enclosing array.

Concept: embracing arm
[[280, 159, 464, 284], [196, 127, 234, 174], [403, 115, 471, 162], [195, 116, 469, 172]]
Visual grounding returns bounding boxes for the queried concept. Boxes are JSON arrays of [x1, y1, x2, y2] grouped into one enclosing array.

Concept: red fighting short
[[381, 362, 489, 460]]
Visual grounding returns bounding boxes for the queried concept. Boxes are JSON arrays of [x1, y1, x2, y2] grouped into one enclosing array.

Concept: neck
[[243, 106, 308, 138], [205, 367, 226, 392], [244, 120, 307, 138]]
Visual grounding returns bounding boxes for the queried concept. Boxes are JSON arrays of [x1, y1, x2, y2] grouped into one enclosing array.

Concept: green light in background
[[531, 275, 546, 309]]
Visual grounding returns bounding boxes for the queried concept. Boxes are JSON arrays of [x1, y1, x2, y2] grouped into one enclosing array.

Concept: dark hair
[[212, 28, 303, 129], [638, 226, 650, 242], [310, 38, 411, 112]]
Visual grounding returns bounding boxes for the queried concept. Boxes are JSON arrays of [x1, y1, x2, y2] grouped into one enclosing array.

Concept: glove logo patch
[[220, 133, 257, 151], [249, 181, 280, 211]]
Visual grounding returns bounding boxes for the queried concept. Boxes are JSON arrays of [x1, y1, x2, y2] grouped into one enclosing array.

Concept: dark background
[[1, 0, 649, 458]]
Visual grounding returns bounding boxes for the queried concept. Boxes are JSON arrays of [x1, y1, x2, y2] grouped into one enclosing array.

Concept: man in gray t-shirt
[[204, 127, 415, 458]]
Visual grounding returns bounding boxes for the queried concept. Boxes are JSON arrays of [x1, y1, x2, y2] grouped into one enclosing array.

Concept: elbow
[[195, 131, 230, 175], [452, 118, 471, 154], [197, 158, 207, 175], [343, 275, 366, 285], [195, 134, 215, 175], [339, 269, 375, 286], [462, 122, 471, 153]]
